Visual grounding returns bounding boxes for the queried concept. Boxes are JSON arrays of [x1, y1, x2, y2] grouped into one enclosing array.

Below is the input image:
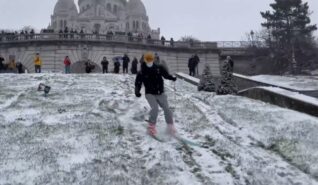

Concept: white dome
[[54, 0, 78, 15], [127, 0, 147, 16]]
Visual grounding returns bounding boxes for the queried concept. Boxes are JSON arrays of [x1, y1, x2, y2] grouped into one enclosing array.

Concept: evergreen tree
[[216, 59, 237, 95], [261, 0, 317, 73], [198, 64, 215, 92]]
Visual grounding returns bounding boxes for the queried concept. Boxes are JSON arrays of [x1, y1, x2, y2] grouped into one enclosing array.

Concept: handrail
[[0, 33, 219, 49], [0, 33, 268, 49]]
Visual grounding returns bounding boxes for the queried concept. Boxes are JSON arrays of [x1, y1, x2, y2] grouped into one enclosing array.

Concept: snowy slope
[[0, 74, 318, 185]]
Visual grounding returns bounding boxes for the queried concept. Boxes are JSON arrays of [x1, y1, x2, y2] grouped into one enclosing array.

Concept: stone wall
[[238, 87, 318, 118], [0, 40, 220, 75]]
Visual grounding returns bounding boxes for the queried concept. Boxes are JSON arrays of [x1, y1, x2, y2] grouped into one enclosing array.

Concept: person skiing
[[101, 57, 109, 73], [131, 57, 138, 74], [64, 56, 71, 74], [135, 52, 177, 136], [34, 53, 42, 73], [122, 54, 130, 74]]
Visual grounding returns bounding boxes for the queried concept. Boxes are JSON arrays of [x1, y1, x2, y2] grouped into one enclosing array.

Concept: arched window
[[107, 3, 111, 12], [113, 5, 117, 14], [60, 20, 63, 28], [136, 21, 139, 29], [64, 20, 67, 28]]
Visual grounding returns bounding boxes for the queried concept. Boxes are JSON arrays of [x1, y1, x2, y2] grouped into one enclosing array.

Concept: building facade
[[50, 0, 160, 39]]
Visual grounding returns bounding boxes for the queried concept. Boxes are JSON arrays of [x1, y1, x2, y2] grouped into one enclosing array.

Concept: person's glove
[[172, 76, 177, 82], [135, 92, 142, 98]]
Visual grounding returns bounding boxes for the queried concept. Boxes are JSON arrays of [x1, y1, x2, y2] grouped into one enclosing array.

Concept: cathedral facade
[[50, 0, 160, 39]]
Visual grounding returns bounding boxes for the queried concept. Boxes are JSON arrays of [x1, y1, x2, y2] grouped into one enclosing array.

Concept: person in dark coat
[[227, 56, 234, 72], [122, 54, 130, 74], [131, 57, 138, 74], [188, 55, 196, 76], [0, 55, 4, 71], [101, 57, 109, 73], [16, 62, 24, 74], [139, 54, 145, 68], [161, 36, 166, 45], [170, 38, 174, 47], [85, 61, 94, 73], [64, 27, 69, 39], [135, 52, 177, 136], [193, 54, 200, 76], [114, 58, 121, 74]]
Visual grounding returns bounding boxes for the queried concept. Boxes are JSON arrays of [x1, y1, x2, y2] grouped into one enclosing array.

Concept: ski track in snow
[[0, 73, 318, 185]]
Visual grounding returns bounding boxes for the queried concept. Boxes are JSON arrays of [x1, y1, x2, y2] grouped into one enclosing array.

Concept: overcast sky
[[0, 0, 317, 41]]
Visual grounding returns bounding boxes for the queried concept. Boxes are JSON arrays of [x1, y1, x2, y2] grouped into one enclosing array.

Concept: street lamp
[[250, 30, 255, 46]]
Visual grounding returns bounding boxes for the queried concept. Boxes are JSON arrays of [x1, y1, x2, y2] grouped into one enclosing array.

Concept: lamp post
[[250, 30, 255, 47], [290, 28, 300, 74]]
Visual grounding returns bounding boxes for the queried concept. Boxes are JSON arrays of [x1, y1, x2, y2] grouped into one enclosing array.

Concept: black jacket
[[0, 57, 4, 70], [135, 63, 176, 95], [101, 60, 109, 67], [122, 56, 130, 67]]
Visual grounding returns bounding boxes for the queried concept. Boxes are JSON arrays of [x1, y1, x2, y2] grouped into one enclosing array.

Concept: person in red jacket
[[64, 56, 71, 74]]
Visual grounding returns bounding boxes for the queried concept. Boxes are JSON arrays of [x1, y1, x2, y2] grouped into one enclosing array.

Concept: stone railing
[[216, 41, 267, 48], [0, 33, 218, 49]]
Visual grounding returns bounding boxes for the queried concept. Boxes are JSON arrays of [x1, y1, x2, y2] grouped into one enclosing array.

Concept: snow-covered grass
[[0, 73, 318, 185]]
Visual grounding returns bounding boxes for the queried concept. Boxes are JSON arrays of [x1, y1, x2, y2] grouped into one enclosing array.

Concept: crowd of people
[[1, 52, 202, 76], [0, 55, 25, 74], [0, 28, 179, 47], [0, 29, 35, 41]]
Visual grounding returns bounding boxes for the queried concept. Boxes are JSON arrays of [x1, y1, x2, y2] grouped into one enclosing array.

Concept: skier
[[131, 57, 138, 74], [135, 52, 177, 136], [101, 57, 109, 73], [64, 56, 71, 74], [34, 53, 42, 73], [122, 54, 130, 74]]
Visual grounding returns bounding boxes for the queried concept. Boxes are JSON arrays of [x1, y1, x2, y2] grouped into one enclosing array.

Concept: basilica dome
[[54, 0, 78, 15], [127, 0, 147, 16]]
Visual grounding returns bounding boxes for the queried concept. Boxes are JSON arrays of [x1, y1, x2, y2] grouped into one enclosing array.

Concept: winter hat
[[144, 52, 155, 63]]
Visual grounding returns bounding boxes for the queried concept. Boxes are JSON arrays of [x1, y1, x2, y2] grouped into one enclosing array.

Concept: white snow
[[176, 72, 200, 84], [250, 75, 318, 91], [0, 73, 318, 185], [259, 86, 318, 106]]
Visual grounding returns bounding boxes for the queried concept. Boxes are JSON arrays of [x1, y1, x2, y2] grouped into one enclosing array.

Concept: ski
[[173, 134, 202, 147], [149, 134, 165, 143]]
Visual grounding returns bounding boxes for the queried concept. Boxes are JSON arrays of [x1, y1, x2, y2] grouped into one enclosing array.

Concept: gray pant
[[145, 93, 173, 125]]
